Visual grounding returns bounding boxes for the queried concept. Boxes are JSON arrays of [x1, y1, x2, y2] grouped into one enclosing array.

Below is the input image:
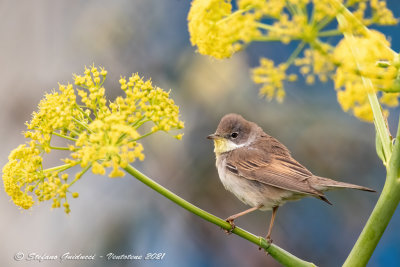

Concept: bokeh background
[[1, 1, 400, 266]]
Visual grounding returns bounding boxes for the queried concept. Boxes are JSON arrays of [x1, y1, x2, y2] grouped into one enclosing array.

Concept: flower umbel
[[188, 0, 400, 121], [333, 30, 398, 121], [252, 58, 297, 102], [188, 0, 262, 59], [2, 66, 184, 213]]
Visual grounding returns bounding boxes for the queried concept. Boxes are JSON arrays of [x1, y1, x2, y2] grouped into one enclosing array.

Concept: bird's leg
[[224, 205, 263, 234], [265, 206, 279, 243]]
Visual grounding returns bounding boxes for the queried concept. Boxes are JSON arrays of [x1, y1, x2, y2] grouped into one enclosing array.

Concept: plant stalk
[[343, 116, 400, 266], [334, 7, 400, 265], [124, 164, 316, 267]]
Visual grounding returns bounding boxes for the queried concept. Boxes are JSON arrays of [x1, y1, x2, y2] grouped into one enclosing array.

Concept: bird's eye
[[231, 132, 238, 138]]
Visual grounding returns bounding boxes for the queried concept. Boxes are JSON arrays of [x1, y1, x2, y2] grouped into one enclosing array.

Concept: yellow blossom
[[239, 0, 285, 18], [267, 14, 309, 44], [2, 66, 184, 213], [369, 0, 397, 25], [252, 58, 296, 102], [380, 92, 400, 107], [188, 0, 399, 121], [333, 30, 398, 121], [295, 46, 336, 83], [188, 0, 262, 59]]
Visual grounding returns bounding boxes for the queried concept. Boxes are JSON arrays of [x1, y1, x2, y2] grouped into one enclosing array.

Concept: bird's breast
[[215, 155, 288, 210]]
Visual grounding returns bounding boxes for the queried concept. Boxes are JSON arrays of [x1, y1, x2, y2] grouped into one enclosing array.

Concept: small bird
[[207, 113, 375, 241]]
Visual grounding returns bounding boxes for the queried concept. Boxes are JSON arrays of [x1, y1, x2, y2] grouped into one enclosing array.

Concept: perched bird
[[207, 113, 375, 241]]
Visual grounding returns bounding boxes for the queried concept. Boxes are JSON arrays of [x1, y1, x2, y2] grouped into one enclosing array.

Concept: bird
[[207, 113, 375, 241]]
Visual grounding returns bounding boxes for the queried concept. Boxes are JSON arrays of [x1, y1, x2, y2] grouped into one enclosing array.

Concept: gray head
[[207, 113, 260, 154]]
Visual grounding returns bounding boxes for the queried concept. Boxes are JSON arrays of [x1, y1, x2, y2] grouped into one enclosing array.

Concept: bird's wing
[[226, 146, 323, 197]]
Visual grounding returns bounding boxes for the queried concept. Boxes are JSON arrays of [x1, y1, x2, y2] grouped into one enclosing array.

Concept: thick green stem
[[337, 10, 399, 264], [123, 164, 316, 267], [344, 116, 400, 266]]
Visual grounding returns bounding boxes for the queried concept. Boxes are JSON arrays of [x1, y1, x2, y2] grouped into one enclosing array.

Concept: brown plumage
[[208, 113, 375, 240]]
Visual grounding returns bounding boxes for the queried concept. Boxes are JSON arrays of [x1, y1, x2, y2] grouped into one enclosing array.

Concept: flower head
[[188, 0, 262, 59], [188, 0, 399, 121], [2, 66, 184, 213], [252, 58, 297, 102], [333, 30, 398, 121]]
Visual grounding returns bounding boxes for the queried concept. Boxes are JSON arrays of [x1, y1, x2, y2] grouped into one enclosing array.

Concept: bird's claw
[[222, 218, 236, 235], [259, 236, 273, 252]]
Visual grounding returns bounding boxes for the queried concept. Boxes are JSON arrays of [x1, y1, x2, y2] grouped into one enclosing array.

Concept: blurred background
[[0, 0, 399, 266]]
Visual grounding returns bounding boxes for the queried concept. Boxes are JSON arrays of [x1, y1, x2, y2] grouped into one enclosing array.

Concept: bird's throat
[[213, 139, 241, 155]]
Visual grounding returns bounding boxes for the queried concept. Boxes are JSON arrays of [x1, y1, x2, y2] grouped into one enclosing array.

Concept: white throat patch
[[213, 135, 255, 154]]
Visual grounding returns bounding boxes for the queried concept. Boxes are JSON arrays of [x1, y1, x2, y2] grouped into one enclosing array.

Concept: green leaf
[[375, 126, 386, 164]]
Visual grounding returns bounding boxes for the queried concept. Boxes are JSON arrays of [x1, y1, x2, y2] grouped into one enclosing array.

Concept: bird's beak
[[207, 133, 219, 140]]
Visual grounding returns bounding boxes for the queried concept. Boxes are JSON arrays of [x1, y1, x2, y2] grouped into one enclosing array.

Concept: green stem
[[318, 29, 342, 37], [216, 6, 253, 25], [49, 146, 70, 151], [286, 41, 306, 67], [73, 118, 92, 133], [252, 36, 287, 42], [70, 163, 89, 186], [43, 164, 72, 173], [368, 92, 392, 164], [76, 104, 93, 122], [334, 5, 400, 266], [132, 131, 156, 142], [132, 118, 151, 129], [315, 16, 335, 31], [343, 116, 400, 267], [53, 132, 78, 142], [99, 76, 106, 87], [256, 22, 292, 35], [285, 1, 298, 16], [123, 164, 316, 267]]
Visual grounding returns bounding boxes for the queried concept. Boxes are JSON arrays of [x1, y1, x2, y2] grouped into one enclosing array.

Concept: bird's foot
[[222, 217, 236, 235], [258, 236, 273, 252]]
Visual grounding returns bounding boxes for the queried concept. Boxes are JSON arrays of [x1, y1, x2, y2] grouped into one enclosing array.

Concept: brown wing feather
[[226, 136, 324, 198]]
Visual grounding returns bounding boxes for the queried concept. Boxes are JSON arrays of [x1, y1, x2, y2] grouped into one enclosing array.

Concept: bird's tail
[[311, 176, 375, 192]]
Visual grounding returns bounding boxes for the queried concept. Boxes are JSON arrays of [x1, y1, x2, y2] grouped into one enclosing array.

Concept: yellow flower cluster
[[313, 0, 396, 26], [333, 30, 398, 121], [366, 0, 397, 25], [188, 0, 262, 59], [25, 84, 81, 152], [2, 141, 78, 213], [188, 0, 399, 121], [3, 142, 39, 210], [239, 0, 285, 18], [2, 66, 184, 213], [295, 46, 336, 84], [252, 58, 297, 102], [268, 14, 309, 44]]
